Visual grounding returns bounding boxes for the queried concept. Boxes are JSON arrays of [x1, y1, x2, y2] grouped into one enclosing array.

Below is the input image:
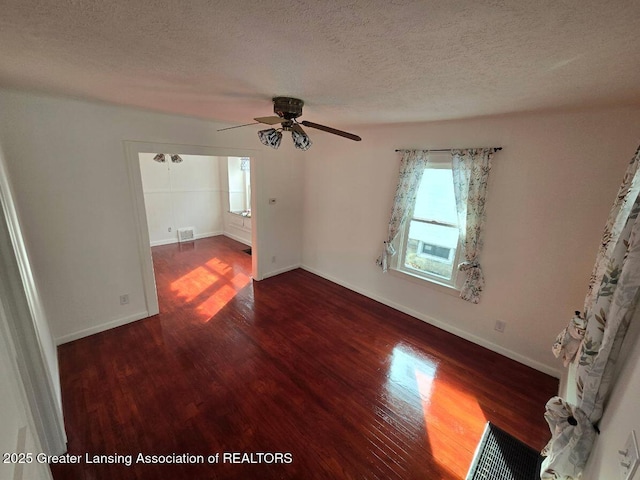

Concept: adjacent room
[[139, 153, 253, 248], [0, 2, 639, 480]]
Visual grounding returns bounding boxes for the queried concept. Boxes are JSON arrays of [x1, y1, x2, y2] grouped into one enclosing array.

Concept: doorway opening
[[124, 141, 262, 318]]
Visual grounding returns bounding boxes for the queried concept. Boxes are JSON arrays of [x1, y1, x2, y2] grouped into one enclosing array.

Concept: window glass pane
[[404, 221, 459, 279], [228, 156, 250, 213], [413, 169, 457, 225]]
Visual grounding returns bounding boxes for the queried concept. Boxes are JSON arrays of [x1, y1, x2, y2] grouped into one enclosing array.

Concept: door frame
[[123, 141, 263, 317], [0, 147, 66, 456]]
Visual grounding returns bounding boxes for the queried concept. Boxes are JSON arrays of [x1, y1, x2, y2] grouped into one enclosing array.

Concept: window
[[394, 156, 461, 288], [227, 157, 251, 216]]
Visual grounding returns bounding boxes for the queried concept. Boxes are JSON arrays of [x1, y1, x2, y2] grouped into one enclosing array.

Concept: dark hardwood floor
[[51, 235, 557, 479]]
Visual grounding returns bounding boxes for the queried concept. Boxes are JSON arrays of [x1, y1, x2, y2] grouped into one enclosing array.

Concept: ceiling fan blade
[[291, 123, 306, 135], [217, 122, 259, 132], [254, 116, 284, 125], [300, 121, 361, 141]]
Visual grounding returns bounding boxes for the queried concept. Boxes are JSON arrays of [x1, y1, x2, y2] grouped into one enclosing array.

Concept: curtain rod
[[394, 147, 502, 153]]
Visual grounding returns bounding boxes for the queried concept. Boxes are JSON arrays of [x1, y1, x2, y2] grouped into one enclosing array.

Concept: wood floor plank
[[51, 235, 558, 479]]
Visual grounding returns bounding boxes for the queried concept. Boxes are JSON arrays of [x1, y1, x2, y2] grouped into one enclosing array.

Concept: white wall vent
[[177, 227, 195, 243]]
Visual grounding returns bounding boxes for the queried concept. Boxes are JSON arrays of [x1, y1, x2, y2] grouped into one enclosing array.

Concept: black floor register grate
[[466, 423, 543, 480]]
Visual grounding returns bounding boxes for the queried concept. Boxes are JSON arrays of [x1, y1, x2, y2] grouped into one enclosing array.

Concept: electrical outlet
[[119, 294, 130, 305], [619, 430, 639, 480], [168, 227, 172, 232], [494, 320, 506, 333]]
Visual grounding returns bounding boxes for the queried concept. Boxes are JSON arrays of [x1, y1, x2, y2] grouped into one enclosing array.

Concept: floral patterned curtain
[[376, 150, 429, 272], [542, 146, 640, 479], [451, 148, 494, 303]]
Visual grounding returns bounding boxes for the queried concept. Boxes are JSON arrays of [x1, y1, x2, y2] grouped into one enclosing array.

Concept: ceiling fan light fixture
[[258, 128, 282, 149], [153, 153, 166, 163], [292, 129, 312, 151], [220, 97, 361, 149]]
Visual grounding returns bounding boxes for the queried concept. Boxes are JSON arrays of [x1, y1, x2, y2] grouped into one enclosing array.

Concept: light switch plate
[[620, 430, 639, 480]]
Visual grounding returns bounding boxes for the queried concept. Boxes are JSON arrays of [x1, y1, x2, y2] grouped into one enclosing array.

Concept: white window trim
[[388, 267, 462, 297], [390, 154, 463, 291], [395, 225, 463, 290]]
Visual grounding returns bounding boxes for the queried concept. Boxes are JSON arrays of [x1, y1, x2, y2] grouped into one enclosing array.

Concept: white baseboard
[[195, 231, 223, 241], [150, 231, 223, 247], [223, 232, 251, 246], [301, 264, 561, 379], [261, 264, 302, 280], [150, 238, 176, 247], [55, 311, 149, 345]]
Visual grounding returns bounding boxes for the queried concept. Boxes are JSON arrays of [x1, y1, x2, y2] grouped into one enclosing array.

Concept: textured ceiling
[[1, 0, 639, 127]]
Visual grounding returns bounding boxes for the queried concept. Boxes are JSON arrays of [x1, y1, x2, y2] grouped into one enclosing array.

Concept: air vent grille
[[177, 227, 195, 243]]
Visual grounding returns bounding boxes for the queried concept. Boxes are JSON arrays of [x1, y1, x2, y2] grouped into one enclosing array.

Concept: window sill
[[388, 267, 461, 298], [229, 211, 251, 218]]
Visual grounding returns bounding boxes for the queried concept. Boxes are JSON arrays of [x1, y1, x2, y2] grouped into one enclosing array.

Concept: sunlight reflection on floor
[[425, 378, 486, 476], [170, 266, 220, 302], [205, 257, 233, 275], [198, 284, 240, 320], [387, 344, 486, 477], [169, 257, 251, 322]]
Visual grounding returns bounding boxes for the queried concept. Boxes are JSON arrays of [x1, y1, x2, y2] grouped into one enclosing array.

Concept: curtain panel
[[377, 150, 429, 272], [583, 147, 640, 315], [451, 148, 494, 304], [543, 146, 640, 479]]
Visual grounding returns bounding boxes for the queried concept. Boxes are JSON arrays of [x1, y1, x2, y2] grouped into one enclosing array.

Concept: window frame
[[393, 155, 463, 290], [227, 156, 251, 215]]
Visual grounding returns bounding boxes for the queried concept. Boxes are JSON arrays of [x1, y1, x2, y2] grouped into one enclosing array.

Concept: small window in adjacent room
[[394, 155, 461, 288], [227, 157, 251, 216]]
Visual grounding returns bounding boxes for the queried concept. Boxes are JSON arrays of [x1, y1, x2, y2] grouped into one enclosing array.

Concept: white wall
[[139, 153, 223, 246], [0, 89, 303, 343], [301, 107, 640, 376], [261, 149, 304, 277]]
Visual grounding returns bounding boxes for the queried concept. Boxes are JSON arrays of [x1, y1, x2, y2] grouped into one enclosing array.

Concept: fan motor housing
[[273, 97, 304, 120]]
